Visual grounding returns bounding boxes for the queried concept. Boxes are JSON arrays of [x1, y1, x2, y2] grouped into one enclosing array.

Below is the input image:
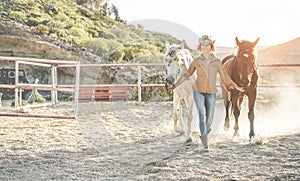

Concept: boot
[[185, 137, 192, 144], [200, 135, 209, 151]]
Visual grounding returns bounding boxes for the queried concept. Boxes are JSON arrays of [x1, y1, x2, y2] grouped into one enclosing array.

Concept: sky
[[109, 0, 300, 47]]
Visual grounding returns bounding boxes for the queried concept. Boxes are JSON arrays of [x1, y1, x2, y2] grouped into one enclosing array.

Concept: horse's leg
[[233, 95, 243, 138], [184, 95, 195, 142], [173, 93, 182, 133], [222, 87, 230, 131], [247, 89, 257, 140], [179, 99, 187, 133]]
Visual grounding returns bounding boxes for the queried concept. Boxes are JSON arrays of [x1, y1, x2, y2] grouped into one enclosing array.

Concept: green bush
[[84, 38, 108, 56], [133, 27, 146, 37], [53, 12, 70, 22], [87, 28, 99, 37], [111, 28, 129, 40], [65, 35, 81, 44], [56, 29, 68, 37], [123, 49, 135, 61], [29, 8, 42, 18], [47, 20, 65, 32], [26, 16, 51, 27], [26, 17, 40, 26], [19, 0, 35, 5], [84, 38, 123, 58], [68, 27, 89, 38], [49, 33, 58, 39], [99, 32, 116, 39], [78, 6, 93, 18], [37, 24, 49, 34], [106, 39, 123, 52], [108, 50, 125, 62], [9, 11, 26, 22]]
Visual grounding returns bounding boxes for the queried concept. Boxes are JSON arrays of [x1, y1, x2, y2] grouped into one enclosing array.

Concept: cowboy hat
[[199, 35, 215, 44]]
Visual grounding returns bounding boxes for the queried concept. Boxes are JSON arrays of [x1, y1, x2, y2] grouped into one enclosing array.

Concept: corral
[[0, 56, 299, 180]]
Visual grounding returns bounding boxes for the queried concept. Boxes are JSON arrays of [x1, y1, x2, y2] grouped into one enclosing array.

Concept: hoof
[[223, 124, 230, 131], [174, 127, 184, 133], [249, 132, 255, 141], [233, 132, 240, 138], [232, 132, 240, 142], [232, 135, 239, 142], [185, 137, 192, 144], [223, 118, 230, 131], [249, 135, 256, 142]]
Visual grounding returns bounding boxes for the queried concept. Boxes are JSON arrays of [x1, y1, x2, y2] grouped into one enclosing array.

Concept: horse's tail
[[229, 95, 234, 117], [221, 55, 235, 119]]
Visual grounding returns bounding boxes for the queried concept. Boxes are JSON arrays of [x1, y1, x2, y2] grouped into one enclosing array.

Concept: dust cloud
[[256, 88, 300, 136], [226, 88, 300, 139]]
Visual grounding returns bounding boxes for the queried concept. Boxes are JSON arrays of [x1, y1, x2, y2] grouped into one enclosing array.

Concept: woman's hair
[[196, 43, 215, 52]]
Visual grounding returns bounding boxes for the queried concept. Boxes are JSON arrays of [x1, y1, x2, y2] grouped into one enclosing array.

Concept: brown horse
[[221, 37, 260, 140]]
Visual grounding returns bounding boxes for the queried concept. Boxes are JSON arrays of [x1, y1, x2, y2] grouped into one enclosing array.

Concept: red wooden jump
[[78, 86, 129, 102]]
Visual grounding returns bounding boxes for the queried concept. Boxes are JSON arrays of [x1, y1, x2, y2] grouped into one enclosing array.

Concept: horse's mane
[[165, 42, 194, 77], [222, 54, 235, 64], [167, 43, 193, 68], [179, 49, 193, 67]]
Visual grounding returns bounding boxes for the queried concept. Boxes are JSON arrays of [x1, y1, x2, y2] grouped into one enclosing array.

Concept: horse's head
[[164, 41, 191, 86], [235, 37, 259, 87]]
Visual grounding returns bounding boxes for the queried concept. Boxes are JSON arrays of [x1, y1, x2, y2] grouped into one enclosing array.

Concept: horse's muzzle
[[165, 82, 169, 90], [166, 77, 175, 85], [165, 78, 175, 90]]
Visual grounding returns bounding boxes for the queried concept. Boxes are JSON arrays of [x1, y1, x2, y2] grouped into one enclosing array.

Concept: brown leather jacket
[[185, 53, 237, 94]]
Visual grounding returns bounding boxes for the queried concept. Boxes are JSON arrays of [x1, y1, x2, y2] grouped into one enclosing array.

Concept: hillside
[[0, 0, 178, 63], [257, 38, 300, 85], [0, 0, 180, 85], [258, 37, 300, 64], [0, 0, 299, 89], [0, 0, 184, 101]]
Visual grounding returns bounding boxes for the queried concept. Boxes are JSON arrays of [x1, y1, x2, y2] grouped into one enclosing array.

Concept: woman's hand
[[235, 86, 245, 93], [228, 84, 245, 93], [167, 85, 176, 93], [228, 82, 245, 93]]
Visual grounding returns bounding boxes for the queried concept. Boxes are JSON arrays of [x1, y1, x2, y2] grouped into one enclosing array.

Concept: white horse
[[165, 41, 199, 142]]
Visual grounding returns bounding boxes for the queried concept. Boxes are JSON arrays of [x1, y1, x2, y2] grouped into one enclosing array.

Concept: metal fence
[[0, 56, 299, 119]]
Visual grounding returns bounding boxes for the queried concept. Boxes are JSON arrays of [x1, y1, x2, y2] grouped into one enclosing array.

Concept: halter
[[231, 49, 257, 97]]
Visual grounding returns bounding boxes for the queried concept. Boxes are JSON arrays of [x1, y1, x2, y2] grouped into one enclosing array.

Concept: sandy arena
[[0, 89, 299, 180]]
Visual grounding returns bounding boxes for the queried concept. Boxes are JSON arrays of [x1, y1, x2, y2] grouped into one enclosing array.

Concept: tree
[[75, 0, 103, 12], [110, 4, 120, 21]]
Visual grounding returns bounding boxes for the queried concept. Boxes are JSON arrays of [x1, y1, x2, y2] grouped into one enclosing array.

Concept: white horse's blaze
[[165, 41, 199, 140]]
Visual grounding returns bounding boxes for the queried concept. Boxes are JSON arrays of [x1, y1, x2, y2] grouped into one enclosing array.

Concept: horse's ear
[[166, 41, 170, 49], [235, 37, 241, 47], [252, 37, 260, 47], [180, 41, 185, 49]]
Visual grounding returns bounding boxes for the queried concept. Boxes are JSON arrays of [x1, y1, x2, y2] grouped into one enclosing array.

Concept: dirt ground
[[0, 91, 299, 180]]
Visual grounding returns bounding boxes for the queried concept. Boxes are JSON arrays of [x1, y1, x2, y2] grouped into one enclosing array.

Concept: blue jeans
[[193, 91, 216, 137]]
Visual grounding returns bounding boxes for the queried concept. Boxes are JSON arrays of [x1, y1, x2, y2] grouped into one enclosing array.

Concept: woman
[[167, 35, 243, 151]]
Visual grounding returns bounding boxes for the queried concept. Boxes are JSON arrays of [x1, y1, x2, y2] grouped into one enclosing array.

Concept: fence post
[[74, 63, 80, 118], [51, 65, 58, 104], [138, 66, 142, 102], [15, 61, 19, 108]]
